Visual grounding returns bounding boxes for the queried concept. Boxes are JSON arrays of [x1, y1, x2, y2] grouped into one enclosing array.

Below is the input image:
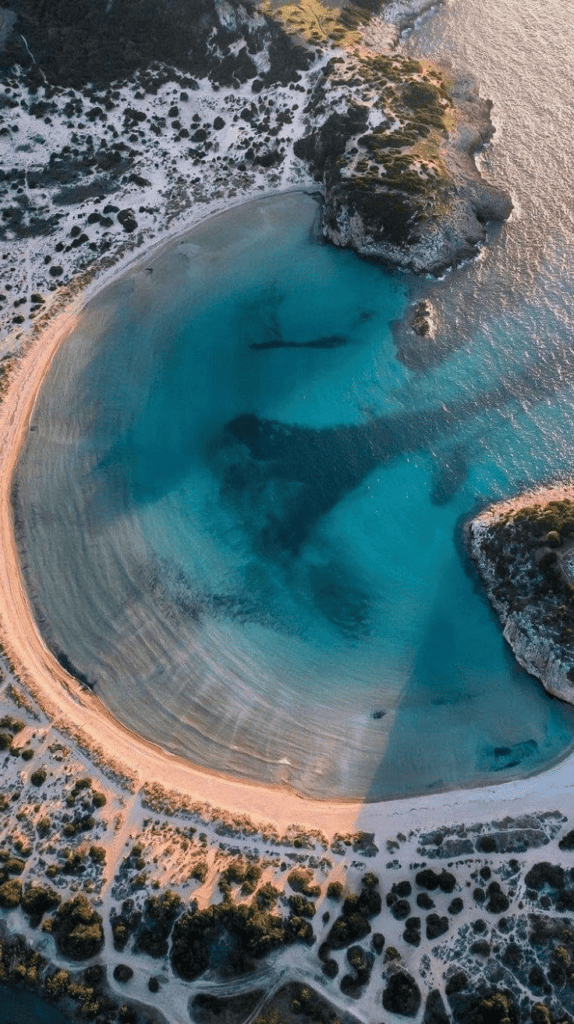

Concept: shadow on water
[[356, 557, 574, 805], [17, 189, 574, 800], [244, 278, 352, 351], [211, 355, 574, 565]]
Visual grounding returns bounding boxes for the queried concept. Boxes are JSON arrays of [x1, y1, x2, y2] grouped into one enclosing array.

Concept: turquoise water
[[14, 181, 574, 800], [0, 987, 71, 1024]]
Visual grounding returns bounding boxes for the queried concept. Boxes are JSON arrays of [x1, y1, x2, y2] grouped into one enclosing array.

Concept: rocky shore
[[467, 487, 574, 706], [0, 0, 511, 350], [296, 57, 512, 275]]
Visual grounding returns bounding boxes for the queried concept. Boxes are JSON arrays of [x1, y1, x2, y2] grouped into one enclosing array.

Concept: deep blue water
[[0, 987, 71, 1024], [15, 185, 574, 801]]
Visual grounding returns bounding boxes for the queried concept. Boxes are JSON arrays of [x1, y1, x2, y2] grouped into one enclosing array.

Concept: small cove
[[13, 190, 574, 801]]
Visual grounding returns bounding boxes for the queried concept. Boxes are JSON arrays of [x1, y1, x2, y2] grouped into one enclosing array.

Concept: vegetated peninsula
[[0, 0, 510, 349], [468, 487, 574, 705]]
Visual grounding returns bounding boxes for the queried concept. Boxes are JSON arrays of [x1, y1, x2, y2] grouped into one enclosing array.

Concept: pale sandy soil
[[472, 484, 574, 526]]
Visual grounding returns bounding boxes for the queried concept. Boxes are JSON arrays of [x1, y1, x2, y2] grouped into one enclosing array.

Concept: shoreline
[[1, 3, 570, 1023], [4, 188, 574, 819], [1, 202, 574, 1024], [0, 184, 378, 831], [467, 482, 574, 709]]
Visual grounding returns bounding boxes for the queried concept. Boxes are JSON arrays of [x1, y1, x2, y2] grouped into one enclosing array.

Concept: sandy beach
[[2, 0, 574, 1021], [0, 200, 574, 1024], [2, 201, 574, 835]]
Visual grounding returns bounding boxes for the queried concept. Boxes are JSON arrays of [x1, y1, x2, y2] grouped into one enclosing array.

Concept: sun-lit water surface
[[14, 0, 574, 801]]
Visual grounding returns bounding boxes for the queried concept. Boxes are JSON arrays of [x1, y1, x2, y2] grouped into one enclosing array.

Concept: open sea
[[13, 0, 574, 804]]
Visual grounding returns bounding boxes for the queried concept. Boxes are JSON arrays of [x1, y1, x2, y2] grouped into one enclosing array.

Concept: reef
[[467, 489, 574, 705]]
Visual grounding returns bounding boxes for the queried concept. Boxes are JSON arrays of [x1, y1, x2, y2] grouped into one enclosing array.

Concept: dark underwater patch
[[308, 561, 371, 638], [430, 446, 469, 505], [52, 647, 96, 690], [480, 738, 539, 773], [214, 374, 519, 558], [250, 333, 349, 351]]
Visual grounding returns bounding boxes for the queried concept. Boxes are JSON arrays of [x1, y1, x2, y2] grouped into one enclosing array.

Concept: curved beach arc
[[0, 192, 378, 834], [4, 190, 574, 837]]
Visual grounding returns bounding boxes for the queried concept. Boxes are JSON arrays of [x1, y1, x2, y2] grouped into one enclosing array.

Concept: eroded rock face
[[467, 492, 574, 706], [295, 55, 511, 275]]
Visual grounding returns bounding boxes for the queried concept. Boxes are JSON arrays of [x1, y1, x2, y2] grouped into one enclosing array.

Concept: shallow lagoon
[[14, 191, 574, 800]]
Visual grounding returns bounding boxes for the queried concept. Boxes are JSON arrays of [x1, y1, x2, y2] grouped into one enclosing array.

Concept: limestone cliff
[[294, 53, 512, 274], [467, 491, 574, 705]]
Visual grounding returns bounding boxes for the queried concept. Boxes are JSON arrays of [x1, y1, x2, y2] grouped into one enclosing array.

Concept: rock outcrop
[[295, 54, 512, 274], [467, 490, 574, 705]]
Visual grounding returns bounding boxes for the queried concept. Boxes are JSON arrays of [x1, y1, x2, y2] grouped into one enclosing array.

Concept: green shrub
[[288, 894, 316, 918], [257, 882, 280, 909], [0, 878, 22, 907], [111, 916, 130, 950], [44, 968, 71, 999], [287, 869, 320, 898], [21, 883, 61, 923], [5, 857, 25, 874], [0, 716, 24, 733], [52, 895, 105, 960], [74, 778, 92, 792], [191, 860, 208, 883]]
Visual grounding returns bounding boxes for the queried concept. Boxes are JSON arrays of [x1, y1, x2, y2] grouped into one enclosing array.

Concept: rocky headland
[[0, 0, 536, 1022], [295, 56, 512, 275], [0, 0, 511, 350], [467, 488, 574, 706]]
